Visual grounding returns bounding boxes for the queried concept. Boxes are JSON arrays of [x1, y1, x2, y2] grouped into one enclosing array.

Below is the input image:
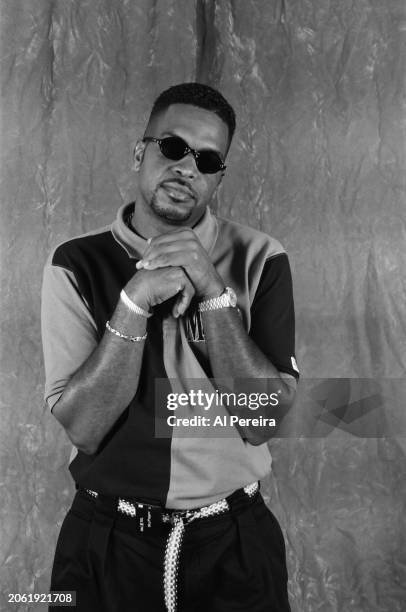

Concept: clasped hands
[[125, 228, 224, 318]]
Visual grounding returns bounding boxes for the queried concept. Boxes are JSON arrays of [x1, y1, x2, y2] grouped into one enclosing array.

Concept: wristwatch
[[198, 287, 238, 312]]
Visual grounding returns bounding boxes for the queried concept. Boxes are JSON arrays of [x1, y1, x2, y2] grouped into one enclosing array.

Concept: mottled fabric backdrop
[[1, 1, 405, 611]]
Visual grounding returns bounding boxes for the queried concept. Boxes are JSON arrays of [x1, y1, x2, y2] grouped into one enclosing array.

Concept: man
[[42, 82, 299, 611]]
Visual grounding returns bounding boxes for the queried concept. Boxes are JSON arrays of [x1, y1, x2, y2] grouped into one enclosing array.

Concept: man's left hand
[[136, 228, 224, 299]]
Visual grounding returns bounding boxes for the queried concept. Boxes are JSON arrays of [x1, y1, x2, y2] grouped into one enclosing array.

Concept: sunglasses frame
[[143, 136, 227, 174]]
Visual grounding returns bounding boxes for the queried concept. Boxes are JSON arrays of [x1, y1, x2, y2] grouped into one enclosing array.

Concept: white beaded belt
[[85, 482, 259, 612]]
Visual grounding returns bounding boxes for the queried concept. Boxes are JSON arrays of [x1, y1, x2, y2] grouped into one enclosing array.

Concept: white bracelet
[[106, 320, 147, 342], [120, 289, 152, 318]]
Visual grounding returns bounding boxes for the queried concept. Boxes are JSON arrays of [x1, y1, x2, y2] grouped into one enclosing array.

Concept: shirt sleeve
[[41, 253, 98, 411], [249, 252, 299, 379]]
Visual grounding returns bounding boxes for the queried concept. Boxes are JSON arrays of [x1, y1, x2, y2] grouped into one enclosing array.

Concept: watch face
[[226, 287, 237, 307]]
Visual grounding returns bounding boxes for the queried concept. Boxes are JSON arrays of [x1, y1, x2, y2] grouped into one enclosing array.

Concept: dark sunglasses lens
[[159, 136, 224, 174], [160, 137, 188, 161], [196, 152, 224, 174]]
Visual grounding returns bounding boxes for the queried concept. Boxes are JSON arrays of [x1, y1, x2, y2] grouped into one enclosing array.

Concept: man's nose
[[172, 153, 198, 178]]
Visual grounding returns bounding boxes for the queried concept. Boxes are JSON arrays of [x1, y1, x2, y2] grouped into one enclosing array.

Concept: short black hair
[[147, 82, 236, 145]]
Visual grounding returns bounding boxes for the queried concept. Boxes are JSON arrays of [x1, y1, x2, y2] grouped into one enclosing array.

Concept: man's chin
[[150, 197, 193, 223]]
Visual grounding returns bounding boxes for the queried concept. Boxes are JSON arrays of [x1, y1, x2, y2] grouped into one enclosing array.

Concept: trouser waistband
[[78, 483, 259, 533], [77, 483, 260, 612]]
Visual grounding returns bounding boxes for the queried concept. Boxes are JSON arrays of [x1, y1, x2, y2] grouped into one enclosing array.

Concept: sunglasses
[[143, 136, 226, 174]]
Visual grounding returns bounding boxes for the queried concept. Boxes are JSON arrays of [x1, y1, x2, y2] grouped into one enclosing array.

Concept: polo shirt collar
[[111, 202, 218, 259]]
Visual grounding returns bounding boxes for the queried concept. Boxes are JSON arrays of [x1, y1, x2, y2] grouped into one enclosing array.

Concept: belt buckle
[[166, 509, 195, 527]]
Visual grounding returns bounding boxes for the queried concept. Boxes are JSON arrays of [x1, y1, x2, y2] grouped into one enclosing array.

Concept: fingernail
[[136, 261, 143, 269]]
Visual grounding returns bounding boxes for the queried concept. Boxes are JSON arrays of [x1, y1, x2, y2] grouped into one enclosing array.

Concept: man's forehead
[[148, 103, 229, 153]]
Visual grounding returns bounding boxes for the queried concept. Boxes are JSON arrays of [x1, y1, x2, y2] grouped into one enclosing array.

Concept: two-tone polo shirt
[[41, 203, 299, 508]]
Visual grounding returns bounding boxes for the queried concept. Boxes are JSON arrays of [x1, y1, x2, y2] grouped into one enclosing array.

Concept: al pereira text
[[167, 415, 276, 428]]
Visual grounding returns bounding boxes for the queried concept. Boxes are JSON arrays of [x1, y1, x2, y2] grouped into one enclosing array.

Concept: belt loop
[[95, 493, 119, 517], [227, 482, 259, 518], [226, 491, 243, 519]]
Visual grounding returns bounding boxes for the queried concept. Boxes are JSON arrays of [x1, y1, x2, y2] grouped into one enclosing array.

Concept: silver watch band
[[198, 287, 237, 312]]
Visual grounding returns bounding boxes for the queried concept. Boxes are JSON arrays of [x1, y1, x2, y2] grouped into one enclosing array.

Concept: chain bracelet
[[105, 320, 147, 342]]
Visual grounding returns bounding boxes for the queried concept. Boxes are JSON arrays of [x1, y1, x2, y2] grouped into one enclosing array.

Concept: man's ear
[[133, 141, 146, 172]]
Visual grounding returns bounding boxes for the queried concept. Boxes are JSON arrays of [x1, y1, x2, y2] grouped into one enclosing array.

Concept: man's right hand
[[124, 266, 195, 318]]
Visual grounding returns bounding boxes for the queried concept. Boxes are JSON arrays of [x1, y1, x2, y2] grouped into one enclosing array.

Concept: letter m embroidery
[[185, 308, 205, 342]]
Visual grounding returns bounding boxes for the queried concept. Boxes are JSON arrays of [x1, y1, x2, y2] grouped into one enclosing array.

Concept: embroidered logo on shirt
[[185, 308, 205, 342]]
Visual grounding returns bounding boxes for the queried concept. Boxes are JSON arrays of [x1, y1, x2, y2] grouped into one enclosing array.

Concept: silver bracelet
[[120, 289, 152, 318], [105, 320, 147, 342]]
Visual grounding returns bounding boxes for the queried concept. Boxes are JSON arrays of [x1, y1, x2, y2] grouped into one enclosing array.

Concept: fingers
[[139, 229, 203, 267], [172, 274, 195, 318], [138, 241, 199, 269], [133, 226, 223, 303], [137, 249, 199, 271], [158, 267, 194, 309], [126, 266, 194, 313], [145, 227, 197, 249]]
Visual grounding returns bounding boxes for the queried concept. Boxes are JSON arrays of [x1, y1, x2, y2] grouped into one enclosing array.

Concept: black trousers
[[49, 488, 291, 612]]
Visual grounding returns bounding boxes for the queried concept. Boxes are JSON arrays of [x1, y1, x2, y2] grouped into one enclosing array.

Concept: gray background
[[1, 1, 405, 610]]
